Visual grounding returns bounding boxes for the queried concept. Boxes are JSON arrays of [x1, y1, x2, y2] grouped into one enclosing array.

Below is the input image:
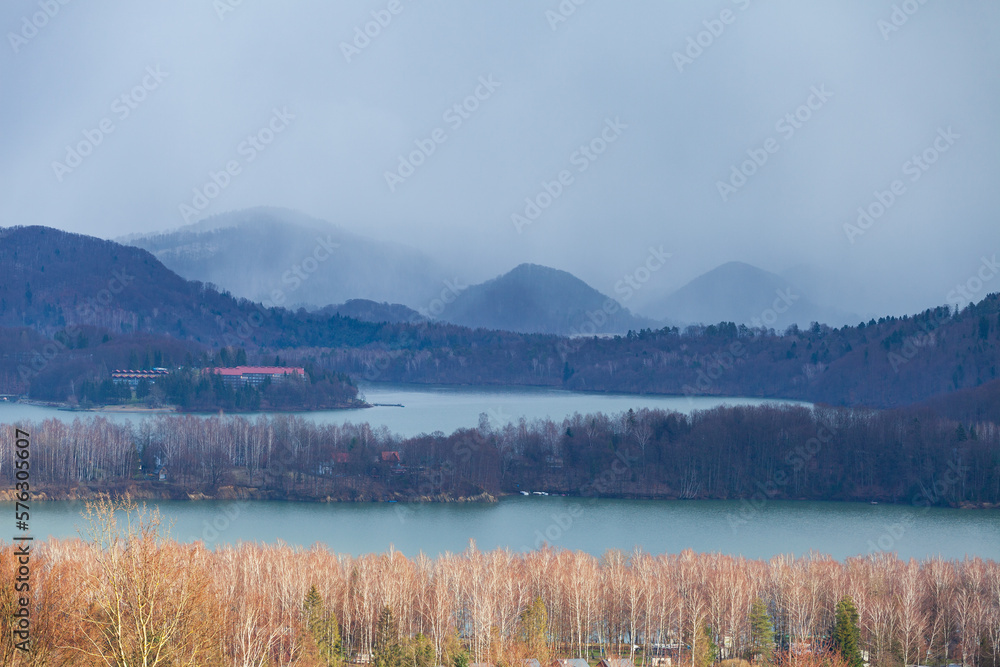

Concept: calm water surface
[[13, 497, 998, 561], [3, 385, 994, 560], [0, 383, 810, 437]]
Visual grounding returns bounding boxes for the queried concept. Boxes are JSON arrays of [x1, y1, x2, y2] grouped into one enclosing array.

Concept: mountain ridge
[[438, 262, 657, 335], [644, 260, 857, 328]]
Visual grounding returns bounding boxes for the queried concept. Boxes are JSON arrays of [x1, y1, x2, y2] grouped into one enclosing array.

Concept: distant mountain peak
[[644, 261, 851, 328], [437, 262, 656, 335]]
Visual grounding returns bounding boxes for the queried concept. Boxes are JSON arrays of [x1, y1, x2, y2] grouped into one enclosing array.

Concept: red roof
[[332, 452, 350, 463], [381, 451, 401, 463], [208, 366, 305, 377]]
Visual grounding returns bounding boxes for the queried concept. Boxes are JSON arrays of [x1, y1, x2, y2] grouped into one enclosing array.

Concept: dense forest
[[2, 225, 1000, 413], [5, 404, 998, 506], [76, 363, 361, 413], [1, 498, 997, 666]]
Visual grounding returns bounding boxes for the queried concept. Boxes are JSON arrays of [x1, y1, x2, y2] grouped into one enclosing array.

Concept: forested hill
[[1, 225, 999, 411], [437, 263, 656, 334], [1, 225, 269, 341], [316, 298, 1000, 410]]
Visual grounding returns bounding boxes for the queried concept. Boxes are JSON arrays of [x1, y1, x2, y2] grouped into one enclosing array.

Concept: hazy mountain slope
[[125, 207, 448, 309], [0, 225, 391, 348], [316, 299, 421, 324], [780, 263, 865, 324], [4, 225, 1000, 411], [439, 263, 656, 335], [647, 261, 843, 329]]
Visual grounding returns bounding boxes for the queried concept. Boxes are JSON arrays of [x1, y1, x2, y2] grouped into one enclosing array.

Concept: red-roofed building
[[205, 366, 306, 387], [381, 451, 401, 463]]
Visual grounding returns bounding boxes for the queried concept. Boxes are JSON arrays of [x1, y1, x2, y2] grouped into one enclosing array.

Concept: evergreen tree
[[442, 631, 470, 667], [405, 633, 435, 667], [692, 623, 717, 667], [519, 596, 550, 662], [304, 585, 342, 667], [747, 598, 774, 664], [374, 606, 402, 667], [831, 596, 864, 667]]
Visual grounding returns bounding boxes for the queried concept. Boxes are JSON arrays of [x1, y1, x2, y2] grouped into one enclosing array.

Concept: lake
[[3, 384, 995, 560], [10, 496, 999, 560], [0, 383, 810, 437]]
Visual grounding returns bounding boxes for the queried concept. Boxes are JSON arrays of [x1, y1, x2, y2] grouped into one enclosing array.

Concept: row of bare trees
[[1, 504, 998, 667], [4, 403, 999, 505]]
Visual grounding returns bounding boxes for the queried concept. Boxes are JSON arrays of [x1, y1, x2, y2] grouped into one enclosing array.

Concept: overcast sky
[[1, 0, 998, 319]]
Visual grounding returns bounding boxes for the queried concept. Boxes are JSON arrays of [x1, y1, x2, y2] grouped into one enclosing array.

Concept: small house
[[598, 659, 635, 667], [552, 660, 589, 667]]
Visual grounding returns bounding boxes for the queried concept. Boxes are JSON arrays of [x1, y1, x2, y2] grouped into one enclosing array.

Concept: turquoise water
[[15, 496, 998, 560], [7, 384, 990, 560]]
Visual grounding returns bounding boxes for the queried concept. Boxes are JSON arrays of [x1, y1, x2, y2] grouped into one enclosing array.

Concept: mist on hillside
[[2, 1, 997, 324]]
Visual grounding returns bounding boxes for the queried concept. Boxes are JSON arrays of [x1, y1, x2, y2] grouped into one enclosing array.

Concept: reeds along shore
[[0, 499, 998, 667]]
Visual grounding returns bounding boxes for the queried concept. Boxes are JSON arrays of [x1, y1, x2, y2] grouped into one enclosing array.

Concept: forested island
[[5, 403, 998, 507]]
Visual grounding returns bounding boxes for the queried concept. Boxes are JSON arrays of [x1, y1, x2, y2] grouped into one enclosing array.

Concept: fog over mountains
[[125, 208, 861, 334], [645, 261, 859, 331], [125, 208, 449, 310], [126, 210, 846, 335], [2, 2, 996, 327]]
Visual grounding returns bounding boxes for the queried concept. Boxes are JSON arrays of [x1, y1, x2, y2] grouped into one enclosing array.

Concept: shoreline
[[1, 486, 995, 509], [12, 398, 371, 414]]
